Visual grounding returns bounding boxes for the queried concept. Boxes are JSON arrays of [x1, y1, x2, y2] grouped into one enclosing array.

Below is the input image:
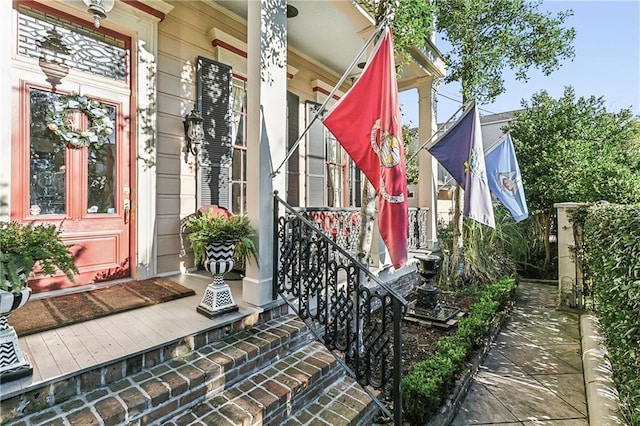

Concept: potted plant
[[1, 221, 78, 291], [0, 220, 78, 381], [184, 211, 258, 269], [184, 210, 258, 318]]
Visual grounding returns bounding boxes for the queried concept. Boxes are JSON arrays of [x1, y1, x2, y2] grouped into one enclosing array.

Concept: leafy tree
[[360, 0, 436, 59], [437, 0, 576, 103], [433, 0, 576, 278], [507, 86, 640, 271]]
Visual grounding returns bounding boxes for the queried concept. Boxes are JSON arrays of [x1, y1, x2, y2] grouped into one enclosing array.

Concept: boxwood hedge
[[572, 203, 640, 425], [402, 276, 517, 424]]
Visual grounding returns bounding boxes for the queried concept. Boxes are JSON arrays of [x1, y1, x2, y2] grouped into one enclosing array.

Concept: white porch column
[[243, 0, 288, 307], [416, 78, 439, 250]]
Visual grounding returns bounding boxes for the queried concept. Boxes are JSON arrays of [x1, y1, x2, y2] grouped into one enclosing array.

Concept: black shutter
[[306, 101, 325, 207], [196, 56, 233, 209], [286, 91, 300, 206]]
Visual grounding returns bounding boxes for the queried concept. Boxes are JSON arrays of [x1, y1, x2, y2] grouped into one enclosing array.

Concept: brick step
[[1, 303, 289, 420], [284, 374, 378, 426], [168, 341, 377, 426], [2, 314, 311, 425]]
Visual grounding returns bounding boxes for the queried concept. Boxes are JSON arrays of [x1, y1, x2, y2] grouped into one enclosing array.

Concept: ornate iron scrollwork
[[273, 193, 407, 424]]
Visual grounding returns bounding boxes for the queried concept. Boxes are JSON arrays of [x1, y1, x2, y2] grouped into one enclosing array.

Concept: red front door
[[12, 81, 132, 293]]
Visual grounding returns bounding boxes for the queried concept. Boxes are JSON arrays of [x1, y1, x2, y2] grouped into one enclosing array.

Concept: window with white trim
[[230, 77, 247, 214]]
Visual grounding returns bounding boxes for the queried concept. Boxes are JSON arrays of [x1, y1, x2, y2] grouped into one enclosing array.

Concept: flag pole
[[270, 18, 390, 179], [406, 101, 471, 163]]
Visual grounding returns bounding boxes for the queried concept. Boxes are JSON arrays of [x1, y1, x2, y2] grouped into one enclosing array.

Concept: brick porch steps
[[282, 375, 377, 426], [2, 312, 378, 425], [168, 342, 377, 426]]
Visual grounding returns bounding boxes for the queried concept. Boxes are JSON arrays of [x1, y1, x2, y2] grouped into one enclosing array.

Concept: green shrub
[[402, 276, 517, 424], [573, 203, 640, 425], [0, 221, 78, 291], [436, 339, 467, 370], [437, 208, 531, 288]]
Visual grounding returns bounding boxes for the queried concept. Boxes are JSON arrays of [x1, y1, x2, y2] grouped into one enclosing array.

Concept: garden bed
[[400, 277, 518, 425], [402, 291, 476, 375]]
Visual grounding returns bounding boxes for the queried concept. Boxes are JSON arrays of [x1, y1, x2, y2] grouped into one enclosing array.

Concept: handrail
[[272, 191, 407, 425], [275, 195, 408, 305]]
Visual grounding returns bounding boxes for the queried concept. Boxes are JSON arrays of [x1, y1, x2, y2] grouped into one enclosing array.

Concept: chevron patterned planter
[[197, 241, 239, 318], [0, 287, 33, 382]]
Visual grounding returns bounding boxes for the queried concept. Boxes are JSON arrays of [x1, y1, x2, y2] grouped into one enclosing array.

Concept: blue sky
[[399, 0, 640, 126]]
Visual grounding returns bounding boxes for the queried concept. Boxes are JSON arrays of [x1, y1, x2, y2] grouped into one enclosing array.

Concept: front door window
[[87, 111, 117, 214], [29, 90, 67, 215], [28, 88, 118, 217]]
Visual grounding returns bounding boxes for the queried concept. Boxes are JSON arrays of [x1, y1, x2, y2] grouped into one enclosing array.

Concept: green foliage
[[435, 0, 575, 103], [437, 207, 528, 287], [508, 87, 640, 274], [433, 0, 575, 277], [359, 0, 436, 64], [512, 212, 557, 279], [572, 203, 640, 424], [402, 276, 517, 424], [509, 87, 640, 212], [185, 212, 258, 268], [0, 221, 78, 292]]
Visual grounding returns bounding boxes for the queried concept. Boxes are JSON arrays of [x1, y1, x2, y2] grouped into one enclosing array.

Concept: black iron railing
[[273, 193, 408, 425], [294, 207, 361, 256], [293, 206, 429, 255]]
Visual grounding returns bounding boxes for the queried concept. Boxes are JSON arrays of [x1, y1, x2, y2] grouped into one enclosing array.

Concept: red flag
[[322, 27, 408, 269]]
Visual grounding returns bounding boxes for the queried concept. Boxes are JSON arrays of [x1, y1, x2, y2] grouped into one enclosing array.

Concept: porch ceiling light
[[184, 104, 204, 162], [83, 0, 115, 28]]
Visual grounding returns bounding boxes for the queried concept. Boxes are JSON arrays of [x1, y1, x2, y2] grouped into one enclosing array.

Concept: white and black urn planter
[[197, 240, 239, 318], [0, 287, 33, 382]]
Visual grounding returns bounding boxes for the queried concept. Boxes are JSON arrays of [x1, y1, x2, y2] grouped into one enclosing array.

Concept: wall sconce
[[184, 104, 204, 162], [83, 0, 115, 28]]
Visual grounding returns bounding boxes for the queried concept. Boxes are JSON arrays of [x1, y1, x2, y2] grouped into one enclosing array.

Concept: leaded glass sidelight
[[87, 105, 117, 214], [29, 88, 67, 216]]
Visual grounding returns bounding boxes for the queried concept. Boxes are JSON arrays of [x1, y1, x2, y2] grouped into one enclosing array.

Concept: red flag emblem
[[322, 27, 408, 268]]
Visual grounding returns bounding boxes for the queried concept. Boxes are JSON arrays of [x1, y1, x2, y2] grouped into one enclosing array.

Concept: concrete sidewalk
[[451, 281, 588, 425]]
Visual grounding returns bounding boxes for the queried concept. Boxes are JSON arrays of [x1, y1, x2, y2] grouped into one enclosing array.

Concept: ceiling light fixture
[[83, 0, 115, 29]]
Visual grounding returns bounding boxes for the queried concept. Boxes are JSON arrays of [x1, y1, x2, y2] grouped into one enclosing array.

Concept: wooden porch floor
[[0, 272, 261, 400]]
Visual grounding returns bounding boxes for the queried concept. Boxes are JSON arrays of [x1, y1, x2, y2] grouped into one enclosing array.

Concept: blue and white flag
[[428, 102, 495, 228], [485, 134, 528, 222]]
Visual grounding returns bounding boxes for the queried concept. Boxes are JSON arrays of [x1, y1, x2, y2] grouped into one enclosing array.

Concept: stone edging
[[425, 299, 515, 426], [580, 313, 625, 426]]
